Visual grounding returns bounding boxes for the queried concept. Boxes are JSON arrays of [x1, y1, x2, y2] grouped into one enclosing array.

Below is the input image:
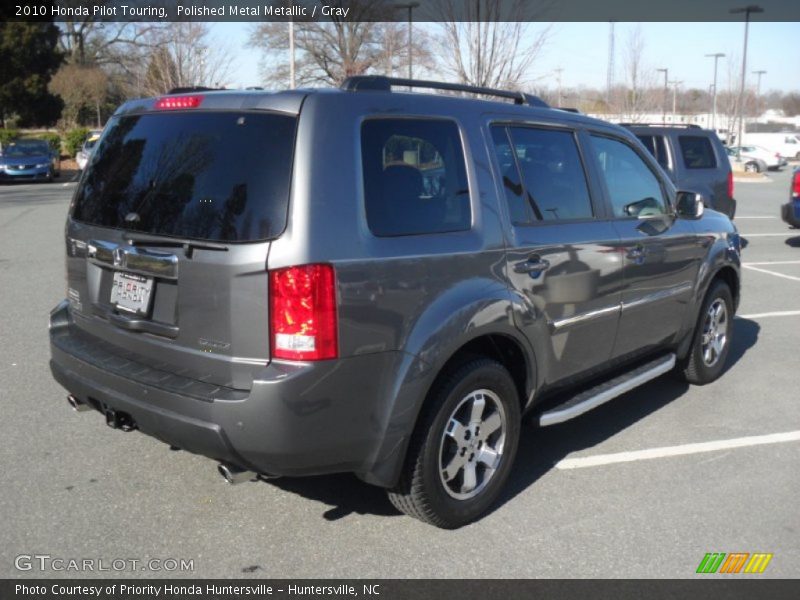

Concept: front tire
[[387, 358, 521, 528], [679, 281, 734, 385]]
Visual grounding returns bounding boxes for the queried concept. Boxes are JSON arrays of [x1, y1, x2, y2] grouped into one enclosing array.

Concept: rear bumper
[[49, 300, 406, 482], [782, 201, 800, 228]]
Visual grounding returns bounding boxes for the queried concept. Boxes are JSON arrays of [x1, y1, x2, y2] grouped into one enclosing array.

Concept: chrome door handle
[[513, 258, 550, 274]]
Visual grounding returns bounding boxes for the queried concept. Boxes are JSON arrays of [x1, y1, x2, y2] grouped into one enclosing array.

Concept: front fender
[[676, 222, 741, 358]]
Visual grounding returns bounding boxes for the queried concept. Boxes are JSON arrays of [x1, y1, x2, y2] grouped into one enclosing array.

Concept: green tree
[[0, 22, 64, 127]]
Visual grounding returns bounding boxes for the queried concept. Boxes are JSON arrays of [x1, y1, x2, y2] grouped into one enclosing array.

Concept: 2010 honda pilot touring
[[50, 77, 741, 528]]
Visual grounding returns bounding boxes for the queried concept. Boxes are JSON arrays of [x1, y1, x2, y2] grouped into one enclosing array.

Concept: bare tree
[[717, 55, 743, 139], [49, 63, 109, 127], [612, 25, 657, 121], [249, 1, 407, 88], [435, 0, 550, 89], [380, 21, 433, 79], [137, 23, 234, 95], [782, 93, 800, 117]]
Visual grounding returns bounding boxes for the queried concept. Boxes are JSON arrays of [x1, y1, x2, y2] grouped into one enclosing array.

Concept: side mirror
[[676, 191, 705, 220]]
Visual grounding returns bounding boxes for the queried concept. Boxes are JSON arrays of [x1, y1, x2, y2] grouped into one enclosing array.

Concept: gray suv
[[622, 124, 736, 219], [49, 77, 742, 528]]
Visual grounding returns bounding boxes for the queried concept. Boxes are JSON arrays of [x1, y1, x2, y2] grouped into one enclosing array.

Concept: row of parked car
[[727, 144, 788, 173]]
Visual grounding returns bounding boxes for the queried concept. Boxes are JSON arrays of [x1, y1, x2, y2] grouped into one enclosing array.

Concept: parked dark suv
[[49, 77, 742, 528], [622, 124, 736, 219]]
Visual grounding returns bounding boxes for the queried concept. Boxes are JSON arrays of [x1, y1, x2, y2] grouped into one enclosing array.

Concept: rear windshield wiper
[[123, 232, 229, 258]]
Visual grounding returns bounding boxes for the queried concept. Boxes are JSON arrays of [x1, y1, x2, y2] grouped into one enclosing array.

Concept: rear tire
[[679, 281, 734, 385], [387, 358, 521, 528]]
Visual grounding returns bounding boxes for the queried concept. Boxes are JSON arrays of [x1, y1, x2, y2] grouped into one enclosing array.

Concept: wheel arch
[[358, 320, 538, 489], [677, 262, 740, 360]]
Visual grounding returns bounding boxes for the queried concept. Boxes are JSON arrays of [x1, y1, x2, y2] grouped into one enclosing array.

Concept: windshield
[[71, 111, 297, 242], [4, 141, 49, 157]]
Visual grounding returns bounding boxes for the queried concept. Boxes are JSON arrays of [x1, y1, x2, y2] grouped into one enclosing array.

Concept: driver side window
[[589, 134, 667, 218]]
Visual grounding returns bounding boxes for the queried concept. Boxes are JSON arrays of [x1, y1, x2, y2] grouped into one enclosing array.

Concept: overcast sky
[[214, 21, 799, 93]]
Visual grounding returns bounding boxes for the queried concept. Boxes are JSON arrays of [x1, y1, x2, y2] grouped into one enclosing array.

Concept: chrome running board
[[539, 354, 676, 427]]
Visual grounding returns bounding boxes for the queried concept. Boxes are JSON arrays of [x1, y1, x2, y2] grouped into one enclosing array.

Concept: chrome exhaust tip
[[217, 463, 256, 485], [67, 395, 92, 412]]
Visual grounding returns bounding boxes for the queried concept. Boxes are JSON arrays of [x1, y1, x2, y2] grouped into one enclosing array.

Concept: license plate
[[110, 272, 154, 315]]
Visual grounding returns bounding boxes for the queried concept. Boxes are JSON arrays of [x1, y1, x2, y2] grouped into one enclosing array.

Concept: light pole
[[289, 20, 295, 89], [657, 68, 668, 124], [705, 53, 725, 130], [393, 2, 420, 80], [753, 69, 767, 116], [554, 67, 563, 107], [669, 80, 683, 124], [730, 5, 764, 155]]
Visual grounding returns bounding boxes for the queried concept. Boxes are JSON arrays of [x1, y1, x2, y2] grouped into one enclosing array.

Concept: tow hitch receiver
[[105, 408, 137, 432]]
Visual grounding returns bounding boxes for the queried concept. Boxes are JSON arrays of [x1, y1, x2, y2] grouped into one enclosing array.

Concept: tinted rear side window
[[490, 126, 534, 224], [361, 118, 470, 237], [72, 112, 296, 242], [679, 135, 717, 169], [504, 126, 594, 221]]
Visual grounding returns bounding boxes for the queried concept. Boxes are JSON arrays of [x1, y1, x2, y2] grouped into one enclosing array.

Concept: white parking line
[[555, 431, 800, 470], [738, 310, 800, 319], [742, 265, 800, 282], [740, 233, 794, 237], [736, 216, 777, 219], [743, 260, 800, 266]]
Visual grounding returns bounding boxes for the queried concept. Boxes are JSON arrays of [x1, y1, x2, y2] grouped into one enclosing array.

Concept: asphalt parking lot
[[1, 170, 798, 579]]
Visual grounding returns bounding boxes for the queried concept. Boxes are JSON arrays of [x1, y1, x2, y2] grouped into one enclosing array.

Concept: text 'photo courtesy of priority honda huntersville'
[[49, 77, 742, 528]]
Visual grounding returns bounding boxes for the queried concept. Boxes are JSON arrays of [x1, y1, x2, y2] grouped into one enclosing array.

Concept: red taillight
[[269, 264, 338, 361], [154, 95, 204, 110], [727, 171, 734, 199], [793, 170, 800, 198]]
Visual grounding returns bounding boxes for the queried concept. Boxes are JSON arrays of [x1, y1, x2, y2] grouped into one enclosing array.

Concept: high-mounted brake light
[[792, 170, 800, 198], [154, 95, 204, 110], [269, 264, 338, 361]]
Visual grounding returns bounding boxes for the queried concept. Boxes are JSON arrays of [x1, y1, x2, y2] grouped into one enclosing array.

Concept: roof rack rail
[[618, 122, 702, 129], [167, 86, 225, 94], [340, 76, 549, 108]]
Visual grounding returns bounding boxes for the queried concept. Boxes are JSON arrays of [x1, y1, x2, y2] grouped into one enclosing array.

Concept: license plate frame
[[110, 271, 154, 316]]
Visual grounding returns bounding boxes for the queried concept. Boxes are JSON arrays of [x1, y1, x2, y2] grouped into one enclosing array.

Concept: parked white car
[[75, 130, 103, 170], [729, 145, 783, 171], [743, 133, 800, 161]]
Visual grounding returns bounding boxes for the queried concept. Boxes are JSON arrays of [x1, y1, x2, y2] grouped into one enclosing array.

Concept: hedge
[[64, 128, 90, 158], [33, 132, 62, 155], [0, 129, 19, 146]]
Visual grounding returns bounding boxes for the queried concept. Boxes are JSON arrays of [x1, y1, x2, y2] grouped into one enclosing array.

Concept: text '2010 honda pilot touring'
[[50, 77, 742, 528]]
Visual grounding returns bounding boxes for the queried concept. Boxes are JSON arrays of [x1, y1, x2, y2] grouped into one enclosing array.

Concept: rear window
[[72, 111, 296, 242], [678, 136, 717, 169]]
